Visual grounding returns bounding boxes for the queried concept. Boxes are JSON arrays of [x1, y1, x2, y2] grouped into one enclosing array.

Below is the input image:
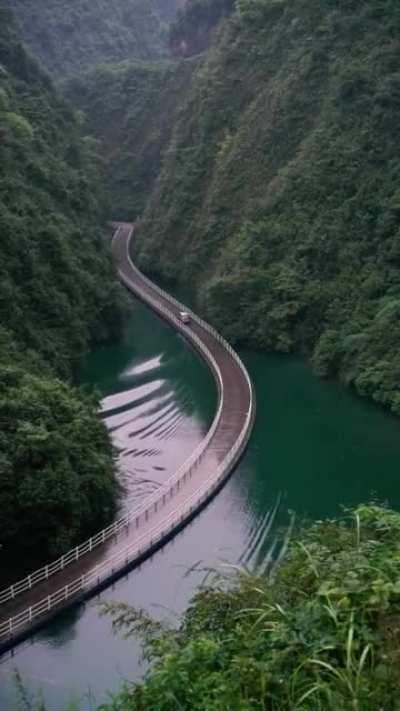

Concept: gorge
[[1, 0, 400, 708]]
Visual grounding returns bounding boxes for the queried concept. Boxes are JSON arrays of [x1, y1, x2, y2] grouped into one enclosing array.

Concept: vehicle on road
[[179, 310, 191, 324]]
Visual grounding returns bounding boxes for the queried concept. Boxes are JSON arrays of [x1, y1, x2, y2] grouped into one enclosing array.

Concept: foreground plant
[[100, 505, 400, 710]]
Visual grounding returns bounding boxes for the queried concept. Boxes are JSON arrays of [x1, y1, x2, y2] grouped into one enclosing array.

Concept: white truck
[[179, 310, 191, 324]]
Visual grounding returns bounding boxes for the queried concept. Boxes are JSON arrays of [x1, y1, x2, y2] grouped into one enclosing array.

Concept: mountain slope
[[7, 0, 178, 77], [0, 5, 120, 565], [0, 17, 122, 376], [137, 0, 400, 415], [63, 57, 197, 219]]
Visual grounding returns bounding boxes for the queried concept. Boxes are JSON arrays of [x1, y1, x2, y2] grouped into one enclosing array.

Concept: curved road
[[0, 223, 255, 655]]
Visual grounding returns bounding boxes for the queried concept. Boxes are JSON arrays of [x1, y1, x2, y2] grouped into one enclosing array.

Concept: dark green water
[[1, 297, 400, 709]]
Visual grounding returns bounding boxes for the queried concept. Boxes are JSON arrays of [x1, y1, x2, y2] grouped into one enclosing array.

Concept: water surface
[[1, 297, 399, 710]]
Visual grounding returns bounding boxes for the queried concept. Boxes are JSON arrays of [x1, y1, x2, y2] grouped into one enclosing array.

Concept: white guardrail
[[0, 225, 255, 644]]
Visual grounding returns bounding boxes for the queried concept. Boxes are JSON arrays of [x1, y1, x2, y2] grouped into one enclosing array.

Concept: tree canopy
[[0, 366, 117, 558], [6, 0, 178, 77], [134, 0, 400, 415], [0, 5, 120, 565]]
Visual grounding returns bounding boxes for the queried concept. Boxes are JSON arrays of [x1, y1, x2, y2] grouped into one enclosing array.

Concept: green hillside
[[63, 57, 196, 220], [136, 0, 400, 416], [0, 5, 120, 563], [7, 0, 178, 77]]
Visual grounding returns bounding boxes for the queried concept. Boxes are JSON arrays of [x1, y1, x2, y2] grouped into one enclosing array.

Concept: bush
[[0, 365, 117, 558], [101, 505, 400, 709]]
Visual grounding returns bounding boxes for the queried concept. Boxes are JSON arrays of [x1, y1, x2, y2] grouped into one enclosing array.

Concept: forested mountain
[[63, 57, 196, 219], [0, 5, 120, 566], [134, 0, 400, 416], [1, 0, 398, 616], [7, 0, 182, 77], [58, 0, 400, 417], [152, 0, 186, 23], [3, 0, 400, 706], [170, 0, 234, 56]]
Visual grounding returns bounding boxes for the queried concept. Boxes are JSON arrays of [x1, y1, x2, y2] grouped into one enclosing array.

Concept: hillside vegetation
[[7, 0, 179, 77], [64, 57, 196, 219], [136, 0, 400, 415], [102, 505, 400, 709], [170, 0, 234, 56], [0, 5, 120, 564]]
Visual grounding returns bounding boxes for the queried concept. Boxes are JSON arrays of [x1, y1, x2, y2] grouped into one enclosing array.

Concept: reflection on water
[[125, 354, 162, 376], [89, 304, 216, 515], [240, 493, 286, 573], [102, 348, 207, 510]]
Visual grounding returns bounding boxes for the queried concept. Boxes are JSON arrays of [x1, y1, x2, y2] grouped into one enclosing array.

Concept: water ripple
[[101, 350, 206, 515]]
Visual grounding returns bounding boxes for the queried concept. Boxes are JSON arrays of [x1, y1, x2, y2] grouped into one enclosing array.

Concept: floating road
[[0, 223, 255, 655]]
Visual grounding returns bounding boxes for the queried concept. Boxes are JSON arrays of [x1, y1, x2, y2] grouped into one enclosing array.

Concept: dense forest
[[3, 0, 400, 707], [170, 0, 234, 56], [63, 57, 196, 219], [62, 0, 400, 415], [7, 0, 177, 77], [0, 4, 121, 564], [134, 0, 400, 416]]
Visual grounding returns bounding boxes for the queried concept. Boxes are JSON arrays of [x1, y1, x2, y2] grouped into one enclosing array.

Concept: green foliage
[[3, 110, 33, 139], [0, 366, 117, 558], [0, 85, 9, 110], [169, 0, 235, 56], [101, 505, 400, 709], [0, 7, 121, 564], [7, 0, 180, 77], [63, 58, 196, 220], [136, 0, 400, 415], [0, 7, 123, 378]]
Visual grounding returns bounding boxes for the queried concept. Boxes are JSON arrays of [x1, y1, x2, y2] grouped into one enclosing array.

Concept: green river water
[[1, 295, 400, 710]]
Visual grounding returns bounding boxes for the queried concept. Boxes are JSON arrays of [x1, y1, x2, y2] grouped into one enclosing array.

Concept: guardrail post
[[11, 585, 14, 599], [9, 618, 12, 636], [29, 607, 32, 622], [61, 556, 64, 570], [45, 566, 49, 580], [75, 547, 79, 561], [28, 575, 32, 589]]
